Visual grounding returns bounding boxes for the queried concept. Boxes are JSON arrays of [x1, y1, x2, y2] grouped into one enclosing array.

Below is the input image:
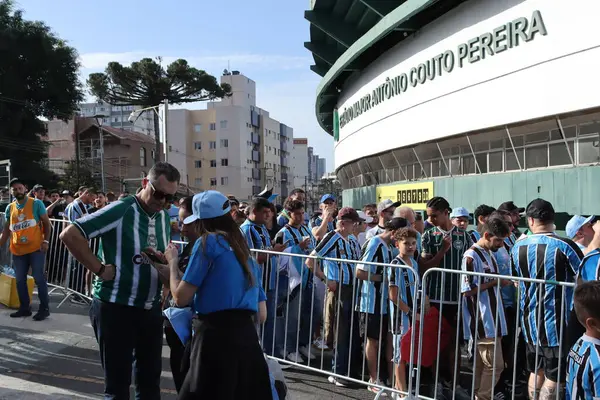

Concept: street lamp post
[[128, 100, 169, 162], [93, 114, 107, 192]]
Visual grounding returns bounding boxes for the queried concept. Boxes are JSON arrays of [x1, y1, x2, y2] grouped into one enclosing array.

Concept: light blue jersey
[[579, 248, 600, 282]]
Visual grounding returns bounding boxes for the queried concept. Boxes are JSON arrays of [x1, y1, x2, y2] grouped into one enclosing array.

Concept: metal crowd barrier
[[0, 213, 580, 400]]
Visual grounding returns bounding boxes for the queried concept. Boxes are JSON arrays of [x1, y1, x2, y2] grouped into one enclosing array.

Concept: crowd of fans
[[2, 161, 600, 400]]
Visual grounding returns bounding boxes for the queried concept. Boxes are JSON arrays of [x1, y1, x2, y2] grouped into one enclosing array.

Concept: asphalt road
[[0, 289, 376, 400]]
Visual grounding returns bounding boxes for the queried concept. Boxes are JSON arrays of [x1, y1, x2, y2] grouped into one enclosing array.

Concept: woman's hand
[[164, 243, 180, 264]]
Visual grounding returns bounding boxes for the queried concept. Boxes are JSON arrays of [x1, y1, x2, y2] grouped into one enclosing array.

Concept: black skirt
[[179, 309, 273, 400]]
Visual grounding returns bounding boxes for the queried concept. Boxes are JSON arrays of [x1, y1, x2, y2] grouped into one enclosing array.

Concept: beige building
[[167, 71, 309, 202]]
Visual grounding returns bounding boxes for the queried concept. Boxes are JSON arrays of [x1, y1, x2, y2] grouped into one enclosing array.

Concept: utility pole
[[163, 99, 169, 162]]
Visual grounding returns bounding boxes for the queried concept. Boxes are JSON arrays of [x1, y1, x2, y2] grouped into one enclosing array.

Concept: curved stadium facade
[[306, 0, 600, 222]]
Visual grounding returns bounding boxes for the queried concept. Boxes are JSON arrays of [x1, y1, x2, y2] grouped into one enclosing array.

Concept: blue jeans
[[13, 250, 49, 311], [264, 274, 289, 357]]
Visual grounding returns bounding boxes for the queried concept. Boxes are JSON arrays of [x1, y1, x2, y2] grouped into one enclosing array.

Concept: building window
[[151, 150, 155, 161], [194, 141, 202, 150], [220, 120, 227, 129], [210, 178, 217, 186], [140, 147, 147, 167], [210, 160, 217, 167], [221, 159, 228, 166], [194, 178, 202, 186], [221, 177, 228, 185], [220, 139, 228, 148], [210, 123, 216, 131], [209, 141, 216, 149], [194, 124, 202, 133]]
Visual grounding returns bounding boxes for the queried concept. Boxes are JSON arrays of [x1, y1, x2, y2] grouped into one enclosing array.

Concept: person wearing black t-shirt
[[46, 190, 70, 285]]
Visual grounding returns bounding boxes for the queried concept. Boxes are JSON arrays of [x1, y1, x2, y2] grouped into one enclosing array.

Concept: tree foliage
[[87, 57, 232, 160], [59, 159, 96, 193], [0, 0, 83, 188]]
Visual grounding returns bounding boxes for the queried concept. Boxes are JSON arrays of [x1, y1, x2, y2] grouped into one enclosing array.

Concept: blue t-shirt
[[5, 198, 47, 222], [182, 234, 265, 315]]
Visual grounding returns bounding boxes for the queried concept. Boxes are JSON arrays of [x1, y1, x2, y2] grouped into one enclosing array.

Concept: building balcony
[[251, 110, 260, 128], [252, 150, 261, 163], [280, 156, 288, 168], [280, 140, 288, 152], [252, 168, 261, 180], [251, 132, 260, 145]]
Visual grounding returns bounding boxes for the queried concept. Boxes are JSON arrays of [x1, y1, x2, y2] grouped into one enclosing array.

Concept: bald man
[[394, 206, 422, 257]]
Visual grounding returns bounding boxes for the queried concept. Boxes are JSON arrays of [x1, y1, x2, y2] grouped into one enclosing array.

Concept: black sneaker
[[32, 309, 50, 321], [10, 309, 32, 318]]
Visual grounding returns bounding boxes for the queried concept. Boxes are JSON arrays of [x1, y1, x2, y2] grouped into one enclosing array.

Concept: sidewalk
[[0, 291, 374, 400]]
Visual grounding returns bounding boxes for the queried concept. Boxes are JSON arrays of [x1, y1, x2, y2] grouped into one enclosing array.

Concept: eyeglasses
[[148, 181, 176, 203]]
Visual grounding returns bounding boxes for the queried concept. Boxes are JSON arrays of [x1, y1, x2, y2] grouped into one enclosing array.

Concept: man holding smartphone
[[310, 194, 337, 242]]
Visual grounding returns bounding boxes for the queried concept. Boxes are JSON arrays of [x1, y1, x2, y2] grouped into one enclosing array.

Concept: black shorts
[[525, 342, 568, 382], [360, 312, 389, 340]]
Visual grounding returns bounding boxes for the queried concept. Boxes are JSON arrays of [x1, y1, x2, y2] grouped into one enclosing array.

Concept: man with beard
[[0, 178, 52, 320]]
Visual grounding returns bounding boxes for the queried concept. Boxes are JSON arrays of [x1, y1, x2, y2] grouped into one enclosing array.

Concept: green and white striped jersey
[[73, 196, 170, 309]]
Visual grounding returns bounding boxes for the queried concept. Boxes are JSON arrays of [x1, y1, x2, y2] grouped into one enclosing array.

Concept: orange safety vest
[[9, 197, 43, 256]]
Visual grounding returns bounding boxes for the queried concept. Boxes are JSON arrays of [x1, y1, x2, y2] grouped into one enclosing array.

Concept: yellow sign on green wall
[[376, 181, 433, 210]]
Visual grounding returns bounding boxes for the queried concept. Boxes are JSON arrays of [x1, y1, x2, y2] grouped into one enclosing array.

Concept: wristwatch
[[42, 240, 49, 244], [95, 264, 106, 278]]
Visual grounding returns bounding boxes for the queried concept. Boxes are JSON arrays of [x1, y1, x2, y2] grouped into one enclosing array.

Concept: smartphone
[[143, 248, 165, 264]]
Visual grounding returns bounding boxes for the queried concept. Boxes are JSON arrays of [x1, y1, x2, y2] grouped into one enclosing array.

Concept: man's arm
[[60, 224, 104, 274], [40, 213, 51, 249], [0, 221, 10, 248]]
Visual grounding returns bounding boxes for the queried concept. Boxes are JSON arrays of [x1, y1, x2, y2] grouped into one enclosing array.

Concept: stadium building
[[306, 0, 600, 225]]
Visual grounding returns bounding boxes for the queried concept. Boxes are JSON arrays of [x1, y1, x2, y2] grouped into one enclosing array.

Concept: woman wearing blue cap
[[165, 190, 272, 399]]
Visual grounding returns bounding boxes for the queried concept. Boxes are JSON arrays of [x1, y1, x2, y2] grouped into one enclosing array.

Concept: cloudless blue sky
[[15, 0, 334, 170]]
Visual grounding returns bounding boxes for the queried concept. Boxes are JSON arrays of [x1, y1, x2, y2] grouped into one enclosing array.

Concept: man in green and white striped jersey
[[60, 162, 180, 400]]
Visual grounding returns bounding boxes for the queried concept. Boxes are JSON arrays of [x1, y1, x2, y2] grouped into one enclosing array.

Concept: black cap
[[9, 178, 24, 187], [32, 184, 44, 191], [61, 190, 73, 196], [385, 217, 409, 231], [498, 201, 525, 214], [526, 198, 555, 222]]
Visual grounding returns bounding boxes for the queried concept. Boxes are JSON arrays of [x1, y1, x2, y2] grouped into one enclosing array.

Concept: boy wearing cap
[[310, 194, 337, 242], [450, 207, 470, 231], [498, 201, 524, 246], [0, 178, 52, 321], [566, 215, 595, 253], [306, 207, 364, 386], [470, 205, 496, 243], [510, 198, 583, 399], [365, 199, 401, 241]]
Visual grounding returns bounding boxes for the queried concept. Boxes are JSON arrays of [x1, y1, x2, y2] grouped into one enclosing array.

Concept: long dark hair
[[194, 213, 255, 287]]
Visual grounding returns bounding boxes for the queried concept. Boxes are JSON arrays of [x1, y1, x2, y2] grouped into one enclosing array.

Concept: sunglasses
[[148, 181, 176, 203]]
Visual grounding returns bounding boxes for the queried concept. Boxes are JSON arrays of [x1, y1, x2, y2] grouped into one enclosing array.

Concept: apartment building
[[167, 71, 304, 201], [78, 102, 155, 137], [292, 138, 309, 189]]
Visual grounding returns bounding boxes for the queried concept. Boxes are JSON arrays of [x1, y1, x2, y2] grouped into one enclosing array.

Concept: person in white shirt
[[365, 199, 400, 241]]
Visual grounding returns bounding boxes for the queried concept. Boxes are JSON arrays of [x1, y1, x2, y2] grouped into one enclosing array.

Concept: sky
[[15, 0, 334, 171]]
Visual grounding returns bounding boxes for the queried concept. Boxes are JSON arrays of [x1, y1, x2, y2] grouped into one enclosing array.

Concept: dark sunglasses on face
[[148, 181, 175, 203]]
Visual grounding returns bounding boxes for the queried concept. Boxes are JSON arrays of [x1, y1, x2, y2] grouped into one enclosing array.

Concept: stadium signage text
[[338, 10, 547, 129]]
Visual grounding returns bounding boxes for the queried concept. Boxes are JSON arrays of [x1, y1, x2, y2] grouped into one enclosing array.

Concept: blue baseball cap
[[450, 207, 470, 219], [320, 194, 335, 203], [183, 190, 231, 224], [566, 215, 595, 239]]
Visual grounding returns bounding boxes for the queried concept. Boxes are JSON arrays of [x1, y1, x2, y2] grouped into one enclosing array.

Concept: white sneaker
[[313, 337, 329, 350], [368, 379, 385, 394], [328, 375, 348, 387], [299, 345, 317, 360], [391, 393, 407, 400], [286, 351, 304, 363]]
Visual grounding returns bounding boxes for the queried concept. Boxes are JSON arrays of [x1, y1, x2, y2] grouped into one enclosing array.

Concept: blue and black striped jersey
[[578, 248, 600, 283], [388, 256, 419, 335], [240, 219, 277, 292], [356, 236, 394, 315], [567, 335, 600, 400], [511, 233, 583, 347], [313, 230, 357, 285]]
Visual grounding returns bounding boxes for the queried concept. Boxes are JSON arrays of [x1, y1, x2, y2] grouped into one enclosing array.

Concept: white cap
[[357, 210, 374, 224]]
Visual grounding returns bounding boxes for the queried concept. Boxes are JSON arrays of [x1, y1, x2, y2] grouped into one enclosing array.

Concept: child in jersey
[[388, 227, 430, 399], [566, 281, 600, 400]]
